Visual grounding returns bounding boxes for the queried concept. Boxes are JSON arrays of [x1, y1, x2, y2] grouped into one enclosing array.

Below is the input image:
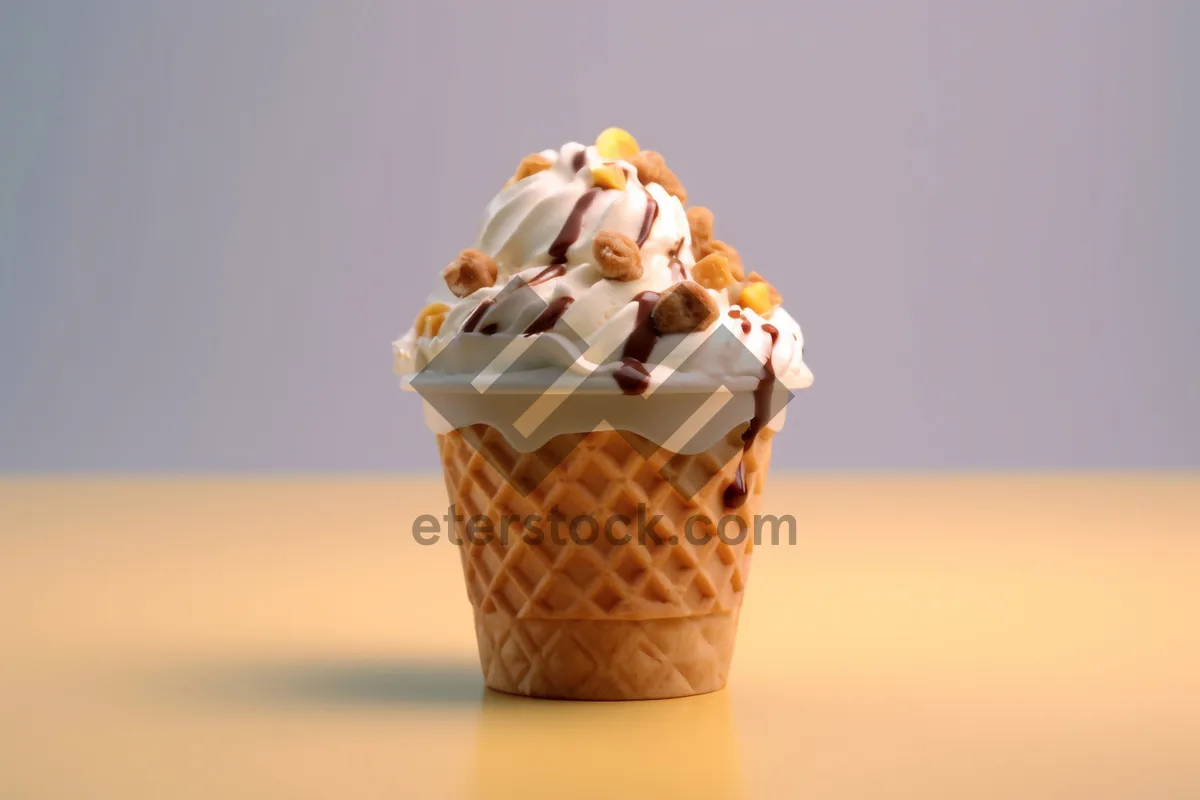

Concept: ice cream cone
[[438, 423, 773, 700], [393, 131, 813, 700]]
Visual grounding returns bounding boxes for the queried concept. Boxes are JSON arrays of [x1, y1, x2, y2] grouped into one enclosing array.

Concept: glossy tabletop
[[3, 475, 1198, 798]]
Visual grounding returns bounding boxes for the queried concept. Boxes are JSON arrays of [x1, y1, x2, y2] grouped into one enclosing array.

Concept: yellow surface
[[3, 475, 1199, 799]]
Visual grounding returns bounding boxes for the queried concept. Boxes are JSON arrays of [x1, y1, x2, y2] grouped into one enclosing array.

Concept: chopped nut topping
[[738, 282, 773, 317], [595, 127, 640, 161], [653, 281, 719, 333], [630, 150, 687, 203], [514, 153, 552, 182], [415, 302, 451, 338], [655, 164, 687, 204], [686, 206, 714, 247], [691, 253, 736, 291], [695, 239, 744, 280], [592, 230, 643, 281], [591, 164, 628, 191], [443, 249, 498, 298], [630, 150, 665, 185], [746, 271, 782, 306]]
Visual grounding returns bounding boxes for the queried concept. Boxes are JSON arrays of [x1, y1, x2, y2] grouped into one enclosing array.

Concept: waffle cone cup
[[437, 422, 773, 700]]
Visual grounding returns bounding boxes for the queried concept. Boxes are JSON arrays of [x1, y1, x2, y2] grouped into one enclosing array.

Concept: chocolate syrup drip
[[547, 189, 599, 265], [461, 300, 492, 333], [636, 189, 659, 248], [613, 291, 661, 395], [741, 317, 752, 335], [667, 238, 687, 281], [571, 149, 587, 171], [525, 263, 566, 286], [523, 296, 574, 335], [459, 264, 567, 334], [728, 308, 741, 318], [724, 324, 780, 509], [724, 465, 748, 508]]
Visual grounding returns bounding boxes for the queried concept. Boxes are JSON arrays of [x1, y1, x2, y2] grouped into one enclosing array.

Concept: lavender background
[[1, 0, 1197, 472]]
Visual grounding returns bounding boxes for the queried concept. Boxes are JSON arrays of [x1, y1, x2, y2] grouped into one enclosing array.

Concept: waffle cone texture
[[437, 424, 773, 700]]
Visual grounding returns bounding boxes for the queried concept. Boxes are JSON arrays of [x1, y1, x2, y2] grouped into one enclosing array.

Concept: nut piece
[[595, 127, 640, 161], [514, 153, 552, 182], [691, 253, 735, 291], [653, 281, 719, 334], [686, 206, 714, 246], [629, 150, 687, 203], [695, 239, 744, 280], [593, 230, 643, 281], [738, 282, 773, 317], [746, 270, 782, 306], [414, 302, 451, 338], [443, 249, 498, 298], [591, 164, 628, 191], [630, 150, 665, 185], [655, 164, 688, 204]]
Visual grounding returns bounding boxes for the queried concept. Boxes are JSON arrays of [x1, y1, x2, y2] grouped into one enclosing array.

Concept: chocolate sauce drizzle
[[460, 264, 568, 334], [636, 189, 659, 248], [571, 148, 587, 172], [526, 264, 567, 285], [460, 300, 491, 334], [723, 323, 780, 509], [730, 305, 751, 333], [462, 173, 656, 342], [667, 238, 688, 281], [460, 185, 598, 336], [523, 296, 574, 335], [613, 291, 661, 395], [548, 189, 599, 265]]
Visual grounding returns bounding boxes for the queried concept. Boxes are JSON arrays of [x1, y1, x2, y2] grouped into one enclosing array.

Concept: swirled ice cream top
[[392, 130, 813, 395]]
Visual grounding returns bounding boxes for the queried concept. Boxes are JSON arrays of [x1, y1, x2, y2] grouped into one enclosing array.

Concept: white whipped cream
[[393, 141, 813, 394]]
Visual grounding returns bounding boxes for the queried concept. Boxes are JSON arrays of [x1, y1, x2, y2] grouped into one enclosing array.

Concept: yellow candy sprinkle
[[414, 302, 451, 338], [514, 153, 552, 182], [595, 127, 640, 162], [692, 253, 735, 291], [738, 282, 773, 316], [591, 164, 628, 191]]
